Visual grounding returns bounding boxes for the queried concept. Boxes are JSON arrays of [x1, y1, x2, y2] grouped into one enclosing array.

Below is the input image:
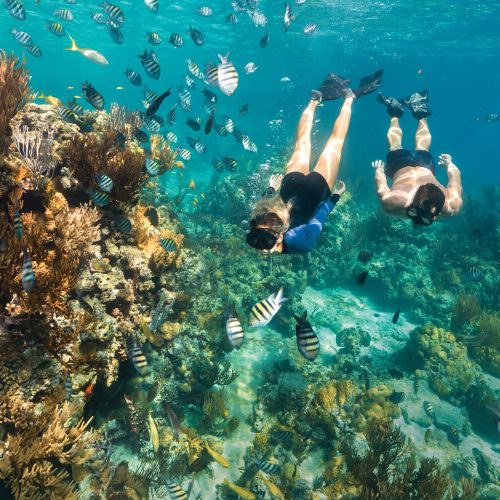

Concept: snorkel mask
[[246, 210, 283, 251], [406, 205, 436, 225], [406, 183, 445, 226], [246, 227, 279, 250]]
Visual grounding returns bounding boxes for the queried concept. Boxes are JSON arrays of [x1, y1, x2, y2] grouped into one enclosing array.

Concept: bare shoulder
[[380, 190, 409, 215]]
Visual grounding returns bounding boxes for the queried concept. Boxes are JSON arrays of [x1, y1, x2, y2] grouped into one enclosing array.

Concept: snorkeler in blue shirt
[[246, 69, 383, 254]]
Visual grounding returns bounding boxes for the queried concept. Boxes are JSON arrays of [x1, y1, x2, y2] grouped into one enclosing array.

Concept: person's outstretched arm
[[373, 159, 391, 200], [439, 154, 463, 215]]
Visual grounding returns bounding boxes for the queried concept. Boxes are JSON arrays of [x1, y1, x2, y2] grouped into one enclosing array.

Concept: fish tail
[[275, 287, 288, 305], [65, 34, 78, 51], [218, 51, 230, 63]]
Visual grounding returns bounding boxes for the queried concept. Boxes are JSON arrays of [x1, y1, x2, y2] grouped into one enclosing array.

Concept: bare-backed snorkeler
[[373, 90, 463, 225], [245, 70, 384, 253]]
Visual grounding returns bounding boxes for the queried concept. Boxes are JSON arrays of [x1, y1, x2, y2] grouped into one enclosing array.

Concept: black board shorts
[[280, 171, 331, 227], [385, 149, 436, 179]]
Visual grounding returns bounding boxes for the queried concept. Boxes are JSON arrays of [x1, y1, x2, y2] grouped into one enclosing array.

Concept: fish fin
[[274, 287, 288, 305], [65, 34, 78, 51], [218, 51, 230, 64]]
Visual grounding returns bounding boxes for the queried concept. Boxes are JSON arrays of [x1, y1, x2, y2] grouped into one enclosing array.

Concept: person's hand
[[269, 174, 283, 190], [372, 160, 385, 170], [332, 180, 346, 196], [438, 154, 453, 168]]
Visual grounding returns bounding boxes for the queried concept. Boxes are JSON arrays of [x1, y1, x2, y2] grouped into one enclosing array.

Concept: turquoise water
[[1, 1, 500, 499], [2, 0, 500, 192]]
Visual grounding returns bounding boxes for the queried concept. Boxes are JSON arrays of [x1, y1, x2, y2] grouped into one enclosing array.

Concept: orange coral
[[0, 52, 31, 152], [61, 131, 146, 204]]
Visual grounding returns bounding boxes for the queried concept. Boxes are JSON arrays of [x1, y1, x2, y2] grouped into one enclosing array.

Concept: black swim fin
[[354, 69, 384, 97], [377, 93, 404, 117], [318, 73, 351, 101], [404, 90, 431, 119]]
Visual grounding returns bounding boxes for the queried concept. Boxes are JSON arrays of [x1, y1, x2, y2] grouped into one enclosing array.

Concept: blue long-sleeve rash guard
[[282, 194, 340, 254]]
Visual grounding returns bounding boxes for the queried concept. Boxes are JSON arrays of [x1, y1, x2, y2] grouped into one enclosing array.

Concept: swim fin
[[404, 90, 431, 119], [318, 73, 351, 101], [377, 93, 404, 117], [354, 69, 384, 97], [310, 89, 322, 102]]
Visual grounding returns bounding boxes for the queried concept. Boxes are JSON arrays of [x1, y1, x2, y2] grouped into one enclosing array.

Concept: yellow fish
[[67, 85, 74, 90], [200, 193, 205, 199], [148, 411, 159, 452], [65, 35, 109, 65], [262, 478, 285, 500], [188, 179, 196, 189], [222, 480, 255, 500], [73, 95, 82, 99], [37, 92, 63, 108], [192, 197, 199, 206], [175, 160, 184, 168], [205, 441, 229, 468], [116, 86, 125, 90]]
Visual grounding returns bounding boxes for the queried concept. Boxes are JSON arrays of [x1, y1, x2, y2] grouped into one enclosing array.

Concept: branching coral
[[200, 391, 229, 433], [61, 131, 146, 204], [0, 397, 98, 499], [150, 134, 180, 172], [341, 419, 450, 499], [0, 53, 31, 152], [469, 312, 500, 376], [12, 123, 55, 190], [450, 293, 481, 332]]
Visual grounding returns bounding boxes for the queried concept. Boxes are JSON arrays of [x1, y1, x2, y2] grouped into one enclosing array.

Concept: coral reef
[[340, 419, 451, 499], [60, 130, 146, 205], [401, 325, 481, 401], [0, 397, 98, 498], [0, 53, 31, 153], [469, 312, 500, 376]]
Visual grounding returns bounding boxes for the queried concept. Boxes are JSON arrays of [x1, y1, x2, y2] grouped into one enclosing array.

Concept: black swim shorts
[[280, 171, 331, 228], [385, 149, 436, 179]]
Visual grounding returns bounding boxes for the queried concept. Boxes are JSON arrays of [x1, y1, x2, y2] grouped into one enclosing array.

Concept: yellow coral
[[150, 134, 177, 172]]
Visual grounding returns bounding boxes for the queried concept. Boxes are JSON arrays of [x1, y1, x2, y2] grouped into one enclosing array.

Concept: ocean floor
[[110, 286, 499, 498], [198, 286, 499, 497]]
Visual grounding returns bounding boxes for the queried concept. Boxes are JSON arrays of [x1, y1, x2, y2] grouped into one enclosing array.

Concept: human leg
[[285, 99, 319, 175], [415, 118, 431, 151], [313, 97, 353, 189], [388, 117, 403, 151]]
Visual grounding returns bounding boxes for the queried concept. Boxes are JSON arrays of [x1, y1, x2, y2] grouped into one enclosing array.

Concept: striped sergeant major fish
[[293, 311, 320, 361], [166, 482, 187, 500], [11, 28, 33, 47], [254, 459, 281, 474], [101, 1, 124, 24], [125, 68, 142, 86], [144, 0, 159, 14], [226, 308, 244, 349], [53, 8, 73, 21], [22, 249, 35, 292], [46, 20, 65, 37], [4, 0, 26, 20], [13, 209, 23, 239], [128, 339, 148, 375], [138, 49, 160, 79], [217, 52, 239, 96], [249, 287, 287, 327]]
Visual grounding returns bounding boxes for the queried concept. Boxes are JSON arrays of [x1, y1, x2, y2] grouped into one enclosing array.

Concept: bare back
[[376, 164, 463, 217]]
